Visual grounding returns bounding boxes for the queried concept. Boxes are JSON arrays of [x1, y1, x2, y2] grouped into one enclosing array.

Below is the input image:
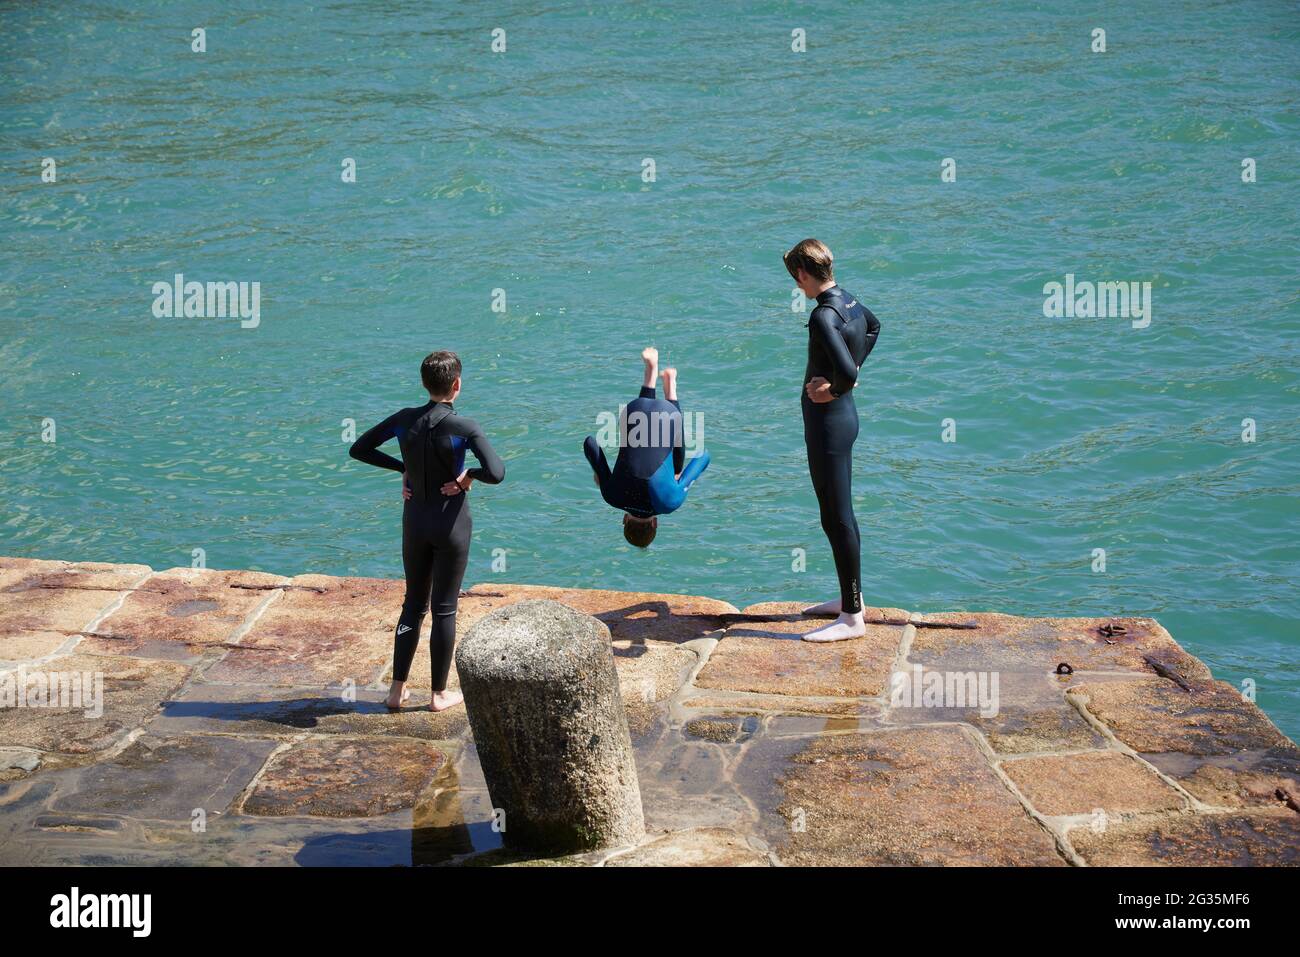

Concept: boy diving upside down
[[583, 347, 711, 548]]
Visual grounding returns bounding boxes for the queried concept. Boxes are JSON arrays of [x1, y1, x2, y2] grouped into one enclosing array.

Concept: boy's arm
[[465, 420, 505, 484], [862, 307, 882, 363], [583, 436, 615, 503], [810, 305, 859, 397], [349, 411, 405, 473]]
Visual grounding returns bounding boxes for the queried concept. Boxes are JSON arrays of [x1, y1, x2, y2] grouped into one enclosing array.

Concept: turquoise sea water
[[1, 2, 1297, 738]]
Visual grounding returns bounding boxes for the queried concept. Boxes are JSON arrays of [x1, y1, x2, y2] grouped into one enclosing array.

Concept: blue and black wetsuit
[[584, 386, 709, 517], [349, 401, 504, 691], [803, 285, 881, 615]]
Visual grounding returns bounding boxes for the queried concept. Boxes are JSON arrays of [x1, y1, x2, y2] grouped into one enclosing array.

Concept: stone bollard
[[455, 599, 645, 853]]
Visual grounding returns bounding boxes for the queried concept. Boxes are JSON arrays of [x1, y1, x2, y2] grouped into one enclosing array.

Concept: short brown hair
[[623, 516, 657, 548], [783, 238, 834, 283], [421, 351, 461, 397]]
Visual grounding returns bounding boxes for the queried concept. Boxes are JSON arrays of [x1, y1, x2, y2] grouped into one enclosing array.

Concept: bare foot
[[430, 690, 464, 712], [641, 346, 658, 365], [384, 683, 411, 710], [660, 367, 677, 401], [802, 611, 866, 643], [802, 598, 841, 616]]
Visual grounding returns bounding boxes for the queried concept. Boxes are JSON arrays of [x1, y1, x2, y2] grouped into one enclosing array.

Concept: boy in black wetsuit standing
[[784, 239, 881, 642], [349, 351, 505, 710]]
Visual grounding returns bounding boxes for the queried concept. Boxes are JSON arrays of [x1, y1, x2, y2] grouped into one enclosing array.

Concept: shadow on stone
[[294, 822, 503, 866]]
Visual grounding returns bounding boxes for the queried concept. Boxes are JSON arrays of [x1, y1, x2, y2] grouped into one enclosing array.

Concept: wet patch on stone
[[635, 737, 755, 833], [1070, 808, 1300, 866], [86, 567, 285, 656], [694, 602, 902, 698], [886, 669, 1106, 754], [0, 653, 189, 754], [613, 639, 696, 703], [51, 733, 277, 822], [605, 827, 770, 866], [1152, 749, 1300, 811], [761, 715, 868, 736], [738, 725, 1065, 866], [242, 737, 445, 818], [679, 690, 873, 719], [410, 784, 507, 864], [1001, 750, 1185, 816], [415, 780, 493, 829], [614, 639, 697, 741]]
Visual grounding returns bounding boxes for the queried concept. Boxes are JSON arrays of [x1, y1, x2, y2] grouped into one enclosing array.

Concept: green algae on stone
[[243, 737, 446, 818]]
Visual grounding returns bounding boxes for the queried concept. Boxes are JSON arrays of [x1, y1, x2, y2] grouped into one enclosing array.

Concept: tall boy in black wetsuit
[[784, 239, 881, 642], [349, 351, 505, 710]]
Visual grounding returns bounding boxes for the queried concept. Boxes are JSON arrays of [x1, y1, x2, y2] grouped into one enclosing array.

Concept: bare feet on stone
[[431, 690, 464, 712], [802, 597, 842, 616], [385, 683, 411, 710], [802, 611, 866, 643]]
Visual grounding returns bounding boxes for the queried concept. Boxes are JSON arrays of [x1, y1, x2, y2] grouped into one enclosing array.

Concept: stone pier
[[0, 555, 1296, 866]]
